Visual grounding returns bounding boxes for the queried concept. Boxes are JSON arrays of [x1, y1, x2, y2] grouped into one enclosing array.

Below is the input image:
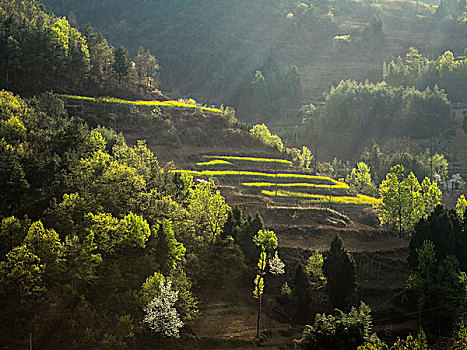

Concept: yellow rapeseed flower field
[[60, 94, 223, 113]]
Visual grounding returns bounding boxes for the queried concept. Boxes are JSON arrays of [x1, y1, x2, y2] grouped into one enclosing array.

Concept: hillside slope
[[43, 0, 467, 121]]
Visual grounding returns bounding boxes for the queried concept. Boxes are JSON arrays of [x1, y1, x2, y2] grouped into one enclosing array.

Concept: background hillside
[[43, 0, 467, 122]]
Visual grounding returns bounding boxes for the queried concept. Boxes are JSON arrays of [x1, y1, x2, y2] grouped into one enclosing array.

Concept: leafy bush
[[250, 124, 284, 152], [294, 302, 373, 350]]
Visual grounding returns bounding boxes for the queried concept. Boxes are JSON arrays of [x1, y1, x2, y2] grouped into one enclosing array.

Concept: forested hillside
[[0, 0, 161, 99], [43, 0, 467, 121], [2, 0, 467, 349]]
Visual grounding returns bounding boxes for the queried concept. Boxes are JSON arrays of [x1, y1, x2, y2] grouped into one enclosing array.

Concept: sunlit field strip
[[261, 189, 380, 205], [197, 159, 233, 166], [242, 182, 349, 190], [203, 155, 293, 165], [174, 170, 348, 187], [60, 94, 223, 113]]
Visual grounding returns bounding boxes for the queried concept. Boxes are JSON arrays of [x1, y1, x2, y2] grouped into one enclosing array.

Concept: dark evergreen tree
[[408, 205, 467, 271], [113, 45, 131, 84], [322, 234, 357, 310], [293, 263, 311, 322]]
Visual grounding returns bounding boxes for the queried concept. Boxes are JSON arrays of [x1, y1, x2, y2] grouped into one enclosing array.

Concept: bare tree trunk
[[256, 295, 262, 338]]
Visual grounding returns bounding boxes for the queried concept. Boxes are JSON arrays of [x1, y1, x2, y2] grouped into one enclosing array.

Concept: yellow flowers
[[196, 160, 233, 167], [174, 155, 382, 206], [262, 190, 380, 206], [59, 94, 223, 113], [242, 182, 349, 190], [203, 155, 292, 165], [174, 170, 348, 186]]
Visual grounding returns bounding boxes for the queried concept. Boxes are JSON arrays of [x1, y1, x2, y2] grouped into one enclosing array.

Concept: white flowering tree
[[143, 279, 183, 338], [252, 229, 285, 338]]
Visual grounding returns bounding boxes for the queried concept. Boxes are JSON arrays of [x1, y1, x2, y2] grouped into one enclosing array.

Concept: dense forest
[[1, 0, 467, 349]]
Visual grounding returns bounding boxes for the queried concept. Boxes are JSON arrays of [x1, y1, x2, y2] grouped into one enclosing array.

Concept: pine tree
[[323, 234, 357, 309]]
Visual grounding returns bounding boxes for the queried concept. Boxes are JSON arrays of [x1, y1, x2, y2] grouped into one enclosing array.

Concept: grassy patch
[[203, 155, 292, 165], [60, 94, 223, 113]]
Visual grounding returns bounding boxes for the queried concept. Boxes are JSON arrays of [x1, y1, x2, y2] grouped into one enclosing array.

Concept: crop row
[[241, 182, 349, 191], [196, 159, 233, 167], [174, 170, 349, 188], [202, 155, 293, 165], [261, 189, 380, 205], [60, 94, 223, 113]]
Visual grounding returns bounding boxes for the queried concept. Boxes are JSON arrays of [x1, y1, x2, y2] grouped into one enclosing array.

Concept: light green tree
[[297, 146, 313, 169], [252, 229, 284, 338], [249, 124, 284, 152], [188, 180, 230, 243], [305, 251, 326, 290], [379, 165, 441, 236], [456, 195, 467, 220], [347, 162, 377, 195]]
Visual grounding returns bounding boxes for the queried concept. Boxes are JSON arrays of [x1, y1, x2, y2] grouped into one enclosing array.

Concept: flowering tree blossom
[[269, 251, 285, 275], [143, 279, 183, 338]]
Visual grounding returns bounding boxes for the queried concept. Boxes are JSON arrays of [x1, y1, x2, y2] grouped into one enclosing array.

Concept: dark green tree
[[408, 205, 467, 270], [113, 45, 132, 84], [323, 234, 357, 309]]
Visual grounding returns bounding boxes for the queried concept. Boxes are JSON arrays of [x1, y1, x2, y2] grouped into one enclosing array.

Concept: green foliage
[[379, 165, 441, 236], [384, 47, 467, 102], [456, 194, 467, 220], [346, 162, 377, 196], [188, 180, 230, 243], [358, 330, 428, 350], [318, 80, 454, 156], [322, 234, 357, 309], [293, 146, 313, 170], [153, 219, 186, 274], [409, 205, 467, 271], [305, 251, 327, 290], [250, 124, 285, 152], [361, 142, 449, 185], [240, 57, 302, 121], [0, 216, 29, 257], [0, 92, 249, 347], [294, 302, 373, 350], [452, 321, 467, 350], [252, 228, 284, 338], [407, 239, 467, 333], [0, 1, 161, 98]]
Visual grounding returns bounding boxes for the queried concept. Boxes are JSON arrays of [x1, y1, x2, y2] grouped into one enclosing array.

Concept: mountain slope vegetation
[[43, 0, 467, 121]]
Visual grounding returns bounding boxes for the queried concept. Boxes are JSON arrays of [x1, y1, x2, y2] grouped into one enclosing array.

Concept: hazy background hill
[[43, 0, 467, 122]]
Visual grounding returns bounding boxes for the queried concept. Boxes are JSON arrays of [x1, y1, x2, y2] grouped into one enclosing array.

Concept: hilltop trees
[[322, 80, 454, 143], [0, 0, 160, 98], [384, 47, 467, 103]]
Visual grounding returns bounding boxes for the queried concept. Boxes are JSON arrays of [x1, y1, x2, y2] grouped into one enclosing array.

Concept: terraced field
[[176, 155, 380, 207], [60, 94, 223, 113]]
